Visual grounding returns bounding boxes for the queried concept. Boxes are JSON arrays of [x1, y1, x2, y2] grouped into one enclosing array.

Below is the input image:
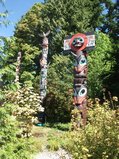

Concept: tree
[[41, 0, 105, 54], [14, 0, 109, 57], [13, 3, 44, 87], [12, 0, 113, 89], [100, 0, 119, 95], [0, 0, 9, 26], [0, 37, 18, 88], [0, 36, 41, 89], [101, 0, 119, 40], [14, 3, 43, 47], [88, 32, 113, 98], [44, 54, 73, 122]]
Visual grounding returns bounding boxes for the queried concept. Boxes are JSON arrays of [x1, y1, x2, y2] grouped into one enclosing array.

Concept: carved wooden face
[[69, 33, 88, 52], [72, 36, 84, 48]]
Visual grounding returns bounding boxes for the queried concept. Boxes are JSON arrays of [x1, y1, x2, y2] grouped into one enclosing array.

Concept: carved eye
[[78, 37, 84, 43], [79, 57, 87, 65], [72, 39, 76, 44], [79, 87, 87, 97], [81, 59, 86, 64]]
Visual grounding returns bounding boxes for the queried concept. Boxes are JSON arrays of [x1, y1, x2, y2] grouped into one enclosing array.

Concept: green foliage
[[0, 36, 40, 88], [0, 138, 34, 159], [15, 3, 43, 46], [5, 86, 42, 137], [0, 103, 18, 145], [20, 43, 40, 87], [100, 0, 119, 96], [47, 136, 61, 151], [2, 0, 116, 98], [44, 54, 73, 122], [71, 108, 82, 130], [42, 0, 104, 54], [0, 37, 18, 87], [46, 122, 71, 131], [46, 102, 119, 159], [12, 4, 42, 88], [62, 104, 119, 159], [14, 0, 109, 56], [101, 0, 118, 40], [0, 0, 9, 26], [0, 100, 34, 159], [88, 32, 113, 98]]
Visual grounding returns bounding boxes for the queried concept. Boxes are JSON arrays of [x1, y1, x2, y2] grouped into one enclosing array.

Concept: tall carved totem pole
[[64, 33, 95, 127], [39, 31, 50, 103], [14, 51, 22, 83]]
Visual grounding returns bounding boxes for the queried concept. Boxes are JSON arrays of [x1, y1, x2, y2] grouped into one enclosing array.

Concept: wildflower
[[112, 96, 118, 101], [95, 98, 100, 102]]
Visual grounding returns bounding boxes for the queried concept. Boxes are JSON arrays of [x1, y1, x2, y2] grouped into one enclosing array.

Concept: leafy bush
[[62, 102, 119, 159], [0, 101, 34, 159], [5, 86, 42, 137]]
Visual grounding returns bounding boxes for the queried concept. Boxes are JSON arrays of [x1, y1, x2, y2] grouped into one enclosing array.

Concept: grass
[[45, 122, 71, 131], [31, 123, 69, 152]]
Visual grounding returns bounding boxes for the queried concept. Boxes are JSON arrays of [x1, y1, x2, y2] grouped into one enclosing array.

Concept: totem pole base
[[71, 105, 87, 130]]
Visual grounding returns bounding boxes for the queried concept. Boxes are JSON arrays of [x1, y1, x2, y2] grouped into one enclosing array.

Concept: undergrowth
[[46, 99, 119, 159]]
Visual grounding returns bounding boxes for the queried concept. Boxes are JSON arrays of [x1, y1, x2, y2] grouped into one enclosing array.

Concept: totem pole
[[64, 32, 95, 127], [39, 31, 50, 103], [14, 51, 22, 83]]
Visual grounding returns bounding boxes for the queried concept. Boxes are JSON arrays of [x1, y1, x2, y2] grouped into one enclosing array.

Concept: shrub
[[62, 103, 119, 159], [5, 86, 42, 137], [0, 102, 34, 159]]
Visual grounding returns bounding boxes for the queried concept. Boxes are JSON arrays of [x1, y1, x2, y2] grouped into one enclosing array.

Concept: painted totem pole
[[39, 31, 50, 103], [64, 32, 95, 127], [14, 51, 22, 83]]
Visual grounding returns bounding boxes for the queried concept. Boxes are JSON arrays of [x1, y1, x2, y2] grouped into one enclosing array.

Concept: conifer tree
[[14, 0, 109, 56], [101, 0, 119, 95]]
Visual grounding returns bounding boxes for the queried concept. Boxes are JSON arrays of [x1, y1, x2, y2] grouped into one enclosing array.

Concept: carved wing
[[45, 30, 50, 36], [39, 31, 50, 37]]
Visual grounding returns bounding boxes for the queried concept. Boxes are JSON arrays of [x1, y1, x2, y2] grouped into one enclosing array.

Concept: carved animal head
[[72, 36, 84, 48]]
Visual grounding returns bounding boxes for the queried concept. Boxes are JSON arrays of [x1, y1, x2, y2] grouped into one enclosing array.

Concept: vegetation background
[[0, 0, 119, 158]]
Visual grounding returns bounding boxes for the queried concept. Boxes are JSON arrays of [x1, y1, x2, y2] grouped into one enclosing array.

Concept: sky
[[0, 0, 44, 37]]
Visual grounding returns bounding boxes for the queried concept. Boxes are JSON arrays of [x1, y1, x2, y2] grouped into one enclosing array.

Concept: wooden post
[[14, 51, 22, 83], [39, 31, 50, 103], [64, 32, 95, 128], [73, 50, 88, 127]]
